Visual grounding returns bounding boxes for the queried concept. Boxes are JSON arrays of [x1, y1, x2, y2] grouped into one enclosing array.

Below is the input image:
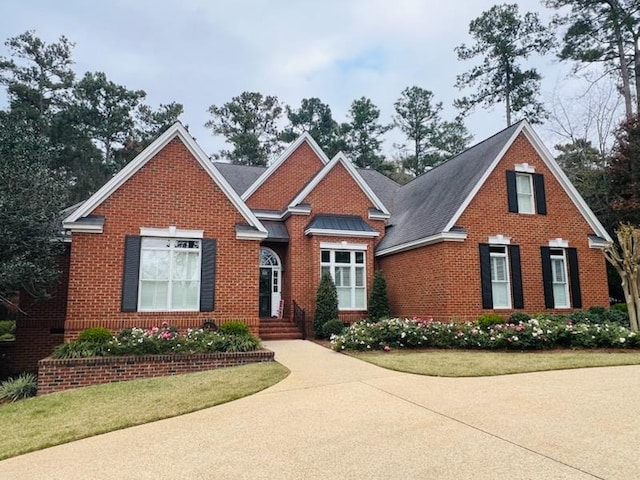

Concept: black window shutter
[[567, 247, 582, 309], [479, 244, 493, 309], [534, 173, 547, 215], [121, 236, 141, 312], [540, 247, 554, 309], [508, 245, 524, 309], [506, 171, 518, 213], [200, 238, 216, 312]]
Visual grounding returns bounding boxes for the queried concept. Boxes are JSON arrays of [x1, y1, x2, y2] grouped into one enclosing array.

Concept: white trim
[[62, 222, 103, 234], [489, 245, 512, 309], [368, 210, 390, 220], [550, 248, 571, 309], [287, 152, 390, 215], [287, 205, 312, 215], [253, 210, 284, 220], [488, 234, 511, 245], [235, 227, 268, 240], [549, 238, 569, 248], [515, 162, 535, 173], [375, 231, 468, 257], [241, 132, 330, 201], [442, 121, 612, 242], [320, 248, 367, 311], [305, 228, 379, 238], [589, 236, 608, 249], [140, 226, 204, 239], [63, 123, 267, 236], [320, 241, 368, 251]]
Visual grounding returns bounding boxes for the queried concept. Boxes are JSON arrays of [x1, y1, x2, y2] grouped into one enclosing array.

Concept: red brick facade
[[379, 133, 610, 321], [11, 123, 611, 374]]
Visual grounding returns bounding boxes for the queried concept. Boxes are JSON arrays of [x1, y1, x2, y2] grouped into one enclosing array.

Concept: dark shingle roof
[[377, 122, 522, 252], [213, 162, 266, 195], [306, 214, 378, 233], [357, 168, 401, 210], [262, 221, 289, 242]]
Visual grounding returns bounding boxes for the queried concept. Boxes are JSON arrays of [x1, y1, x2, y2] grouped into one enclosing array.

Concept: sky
[[0, 0, 618, 161]]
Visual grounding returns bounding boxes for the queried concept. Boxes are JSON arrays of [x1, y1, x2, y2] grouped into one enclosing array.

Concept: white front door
[[260, 248, 282, 318]]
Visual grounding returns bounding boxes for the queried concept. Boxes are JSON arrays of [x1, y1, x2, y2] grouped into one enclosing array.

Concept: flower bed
[[331, 317, 639, 351]]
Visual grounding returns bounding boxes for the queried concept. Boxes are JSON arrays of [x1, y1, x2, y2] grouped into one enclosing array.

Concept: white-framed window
[[515, 173, 535, 214], [138, 238, 201, 311], [490, 245, 511, 309], [320, 249, 366, 310], [550, 248, 570, 308]]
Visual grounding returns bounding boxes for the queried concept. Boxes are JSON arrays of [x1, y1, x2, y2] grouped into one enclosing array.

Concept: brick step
[[259, 320, 303, 340]]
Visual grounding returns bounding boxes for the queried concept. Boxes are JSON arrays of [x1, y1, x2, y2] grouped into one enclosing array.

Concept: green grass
[[0, 362, 289, 460], [350, 349, 640, 377]]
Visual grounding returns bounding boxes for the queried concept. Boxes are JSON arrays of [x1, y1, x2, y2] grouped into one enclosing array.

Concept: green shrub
[[368, 270, 390, 321], [218, 321, 251, 336], [77, 327, 113, 344], [52, 341, 111, 359], [0, 320, 16, 337], [604, 308, 630, 327], [476, 314, 504, 328], [0, 373, 37, 402], [508, 312, 531, 323], [322, 319, 345, 338], [314, 273, 338, 338], [611, 303, 628, 313], [222, 334, 260, 352], [588, 306, 608, 317]]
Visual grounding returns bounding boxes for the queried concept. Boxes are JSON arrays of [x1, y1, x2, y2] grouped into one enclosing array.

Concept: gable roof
[[288, 152, 390, 216], [63, 123, 267, 237], [376, 120, 612, 256], [357, 168, 401, 210], [213, 162, 266, 195], [241, 132, 330, 201]]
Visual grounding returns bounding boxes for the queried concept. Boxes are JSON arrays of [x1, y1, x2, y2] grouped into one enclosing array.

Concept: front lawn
[[350, 349, 640, 376], [0, 362, 289, 460]]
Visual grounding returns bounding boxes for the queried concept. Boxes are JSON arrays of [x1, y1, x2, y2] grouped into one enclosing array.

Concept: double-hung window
[[320, 249, 366, 310], [515, 173, 534, 214], [549, 248, 570, 308], [490, 246, 511, 309], [139, 238, 201, 311]]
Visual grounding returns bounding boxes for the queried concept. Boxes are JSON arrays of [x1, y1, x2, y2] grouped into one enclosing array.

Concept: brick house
[[13, 119, 611, 371]]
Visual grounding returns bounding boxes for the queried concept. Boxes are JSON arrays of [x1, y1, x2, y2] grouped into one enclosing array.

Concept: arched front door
[[259, 247, 282, 318]]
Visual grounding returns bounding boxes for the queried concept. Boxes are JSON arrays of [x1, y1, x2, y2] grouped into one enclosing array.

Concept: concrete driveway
[[1, 340, 639, 479]]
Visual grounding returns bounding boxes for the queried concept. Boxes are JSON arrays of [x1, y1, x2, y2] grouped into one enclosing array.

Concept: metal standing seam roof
[[305, 214, 378, 233], [262, 221, 290, 241]]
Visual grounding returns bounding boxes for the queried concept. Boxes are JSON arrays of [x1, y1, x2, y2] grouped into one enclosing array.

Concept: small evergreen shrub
[[322, 319, 345, 338], [611, 303, 628, 313], [604, 308, 630, 327], [508, 312, 531, 323], [77, 327, 113, 344], [0, 373, 37, 402], [314, 273, 338, 338], [368, 270, 390, 321], [0, 320, 16, 340], [218, 321, 251, 336], [476, 313, 504, 328]]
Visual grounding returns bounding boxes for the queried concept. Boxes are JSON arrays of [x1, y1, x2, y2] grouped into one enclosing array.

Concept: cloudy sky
[[0, 0, 603, 159]]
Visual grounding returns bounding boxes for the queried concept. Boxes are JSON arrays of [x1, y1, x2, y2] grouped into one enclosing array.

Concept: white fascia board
[[287, 205, 312, 215], [588, 236, 609, 249], [521, 125, 613, 243], [442, 123, 525, 234], [235, 229, 268, 240], [253, 210, 286, 220], [375, 231, 468, 257], [241, 132, 330, 201], [287, 153, 390, 215], [63, 122, 266, 236], [304, 228, 380, 238], [62, 221, 104, 234], [368, 210, 390, 220]]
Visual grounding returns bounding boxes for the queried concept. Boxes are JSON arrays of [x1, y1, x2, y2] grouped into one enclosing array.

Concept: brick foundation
[[37, 349, 274, 395]]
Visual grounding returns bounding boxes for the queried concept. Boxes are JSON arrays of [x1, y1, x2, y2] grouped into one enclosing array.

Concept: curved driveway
[[1, 340, 639, 479]]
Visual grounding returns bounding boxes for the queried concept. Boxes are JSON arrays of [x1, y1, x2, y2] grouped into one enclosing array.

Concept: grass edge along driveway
[[0, 362, 289, 461], [349, 349, 640, 377]]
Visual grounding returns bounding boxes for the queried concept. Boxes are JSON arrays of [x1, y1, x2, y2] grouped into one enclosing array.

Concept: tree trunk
[[505, 63, 512, 127], [634, 31, 640, 116], [614, 22, 634, 119]]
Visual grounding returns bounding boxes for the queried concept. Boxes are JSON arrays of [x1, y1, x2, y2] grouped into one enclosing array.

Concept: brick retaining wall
[[37, 349, 274, 395]]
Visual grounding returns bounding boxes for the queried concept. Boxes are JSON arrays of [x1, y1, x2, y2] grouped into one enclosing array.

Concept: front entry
[[259, 248, 282, 318]]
